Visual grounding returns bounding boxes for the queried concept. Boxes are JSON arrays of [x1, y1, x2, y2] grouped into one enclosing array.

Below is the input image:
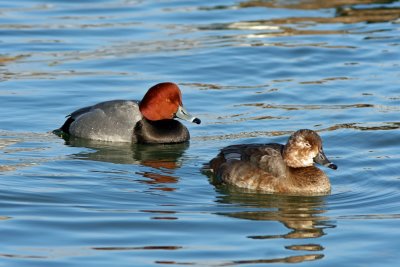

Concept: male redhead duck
[[208, 129, 337, 195], [56, 82, 201, 143]]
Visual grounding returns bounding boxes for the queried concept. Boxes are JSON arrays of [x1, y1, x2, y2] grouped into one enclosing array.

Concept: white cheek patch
[[290, 145, 315, 167], [300, 156, 314, 167]]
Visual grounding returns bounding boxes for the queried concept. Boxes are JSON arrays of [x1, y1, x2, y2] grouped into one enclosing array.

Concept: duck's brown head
[[283, 129, 337, 169]]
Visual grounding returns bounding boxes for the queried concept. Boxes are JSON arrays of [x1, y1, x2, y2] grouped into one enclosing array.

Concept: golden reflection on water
[[2, 0, 399, 74], [1, 0, 399, 76], [239, 0, 398, 12], [203, 0, 400, 42], [0, 55, 26, 65]]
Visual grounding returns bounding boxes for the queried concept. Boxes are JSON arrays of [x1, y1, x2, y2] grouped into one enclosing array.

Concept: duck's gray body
[[60, 100, 191, 144], [63, 100, 142, 142]]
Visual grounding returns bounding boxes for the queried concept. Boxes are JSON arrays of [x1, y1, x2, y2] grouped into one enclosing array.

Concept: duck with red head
[[57, 82, 200, 143]]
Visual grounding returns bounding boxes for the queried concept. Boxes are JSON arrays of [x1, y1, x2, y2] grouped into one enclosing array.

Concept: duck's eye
[[304, 142, 311, 148]]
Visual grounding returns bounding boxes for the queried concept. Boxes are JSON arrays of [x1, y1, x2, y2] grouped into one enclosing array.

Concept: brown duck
[[208, 129, 337, 195]]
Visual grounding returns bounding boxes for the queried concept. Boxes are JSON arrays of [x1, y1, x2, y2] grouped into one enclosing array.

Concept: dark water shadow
[[64, 137, 189, 191], [213, 186, 336, 264]]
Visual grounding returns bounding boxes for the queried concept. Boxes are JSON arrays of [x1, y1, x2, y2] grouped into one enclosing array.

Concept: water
[[1, 0, 400, 266]]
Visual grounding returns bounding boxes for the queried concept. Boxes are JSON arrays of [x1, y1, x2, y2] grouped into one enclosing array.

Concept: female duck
[[57, 82, 201, 143], [208, 129, 337, 195]]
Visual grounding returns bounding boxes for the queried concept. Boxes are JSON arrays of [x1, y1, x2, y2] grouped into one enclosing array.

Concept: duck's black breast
[[134, 119, 190, 144]]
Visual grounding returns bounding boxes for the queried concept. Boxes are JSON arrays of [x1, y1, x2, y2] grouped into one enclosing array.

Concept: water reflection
[[65, 138, 189, 191], [239, 0, 399, 12], [219, 254, 324, 265], [0, 55, 26, 65], [0, 131, 57, 172], [215, 187, 336, 264], [201, 0, 400, 39], [93, 245, 182, 251]]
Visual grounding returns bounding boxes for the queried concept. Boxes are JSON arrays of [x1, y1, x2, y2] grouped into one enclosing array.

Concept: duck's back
[[209, 143, 288, 191], [62, 100, 142, 142]]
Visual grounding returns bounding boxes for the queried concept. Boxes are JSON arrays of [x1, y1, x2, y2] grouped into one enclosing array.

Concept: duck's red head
[[139, 82, 201, 124]]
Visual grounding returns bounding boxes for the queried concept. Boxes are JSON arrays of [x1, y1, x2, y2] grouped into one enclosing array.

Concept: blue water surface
[[1, 0, 400, 266]]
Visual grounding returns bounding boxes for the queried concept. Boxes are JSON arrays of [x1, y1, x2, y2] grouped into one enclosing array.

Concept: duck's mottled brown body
[[209, 130, 337, 195]]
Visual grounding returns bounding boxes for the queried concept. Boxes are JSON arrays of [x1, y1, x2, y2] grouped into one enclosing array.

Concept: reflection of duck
[[66, 138, 189, 191], [215, 187, 336, 263], [55, 82, 200, 143], [66, 138, 188, 166], [207, 129, 337, 195]]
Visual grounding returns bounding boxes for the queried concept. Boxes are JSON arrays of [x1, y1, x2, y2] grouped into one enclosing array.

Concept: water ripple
[[1, 0, 400, 266]]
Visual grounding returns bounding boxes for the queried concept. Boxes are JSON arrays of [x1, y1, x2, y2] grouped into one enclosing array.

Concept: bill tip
[[192, 118, 201, 124]]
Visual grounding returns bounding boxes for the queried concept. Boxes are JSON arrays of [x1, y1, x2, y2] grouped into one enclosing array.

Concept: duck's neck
[[134, 119, 190, 144]]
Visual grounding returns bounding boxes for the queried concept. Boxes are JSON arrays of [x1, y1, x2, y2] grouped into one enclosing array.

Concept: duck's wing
[[60, 105, 92, 133], [210, 143, 287, 180], [60, 101, 127, 133], [59, 100, 142, 142], [235, 144, 286, 178]]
